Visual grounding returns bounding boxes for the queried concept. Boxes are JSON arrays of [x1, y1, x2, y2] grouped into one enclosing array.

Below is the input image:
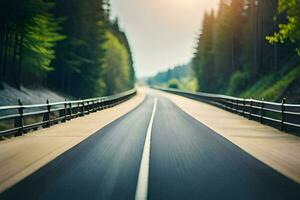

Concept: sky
[[110, 0, 220, 78]]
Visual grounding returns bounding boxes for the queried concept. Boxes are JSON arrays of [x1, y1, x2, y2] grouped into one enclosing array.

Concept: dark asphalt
[[148, 96, 300, 200], [1, 92, 300, 200]]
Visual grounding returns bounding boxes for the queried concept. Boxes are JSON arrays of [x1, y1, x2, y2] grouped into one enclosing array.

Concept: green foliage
[[149, 64, 193, 85], [23, 13, 65, 76], [192, 0, 299, 100], [260, 66, 300, 100], [48, 0, 108, 98], [241, 66, 300, 101], [0, 122, 9, 131], [193, 0, 245, 93], [226, 70, 249, 96], [110, 19, 135, 88], [148, 63, 197, 92], [241, 73, 276, 98], [102, 31, 131, 94], [0, 0, 135, 98], [168, 79, 179, 89], [0, 0, 64, 86], [180, 77, 198, 92], [193, 11, 216, 92], [266, 0, 300, 56]]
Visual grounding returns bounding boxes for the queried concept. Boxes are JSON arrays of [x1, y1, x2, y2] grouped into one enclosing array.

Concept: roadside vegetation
[[192, 0, 300, 101], [147, 63, 198, 92], [0, 0, 135, 99], [241, 66, 300, 101]]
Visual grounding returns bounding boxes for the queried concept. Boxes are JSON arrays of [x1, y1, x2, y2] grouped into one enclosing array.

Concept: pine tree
[[0, 0, 63, 88], [49, 0, 107, 98], [193, 11, 215, 92]]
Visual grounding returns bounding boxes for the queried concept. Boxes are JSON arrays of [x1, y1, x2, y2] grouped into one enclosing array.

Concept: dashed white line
[[135, 97, 157, 200]]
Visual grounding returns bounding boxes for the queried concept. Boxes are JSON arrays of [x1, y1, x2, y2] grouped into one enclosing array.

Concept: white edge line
[[135, 97, 157, 200]]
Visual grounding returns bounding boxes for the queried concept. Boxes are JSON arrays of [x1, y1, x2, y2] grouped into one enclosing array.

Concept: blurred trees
[[0, 0, 135, 98], [109, 19, 135, 89], [49, 0, 107, 98], [102, 31, 131, 94], [0, 0, 63, 88], [193, 12, 215, 92], [193, 0, 300, 97], [148, 63, 198, 92]]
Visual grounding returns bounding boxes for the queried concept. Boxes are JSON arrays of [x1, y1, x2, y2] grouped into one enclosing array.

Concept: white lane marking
[[135, 97, 157, 200]]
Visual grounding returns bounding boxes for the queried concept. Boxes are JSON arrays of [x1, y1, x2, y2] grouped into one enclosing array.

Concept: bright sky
[[110, 0, 219, 78]]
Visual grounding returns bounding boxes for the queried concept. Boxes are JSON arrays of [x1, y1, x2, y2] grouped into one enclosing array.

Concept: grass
[[241, 73, 276, 99], [241, 66, 300, 101], [0, 121, 11, 131], [260, 66, 300, 101]]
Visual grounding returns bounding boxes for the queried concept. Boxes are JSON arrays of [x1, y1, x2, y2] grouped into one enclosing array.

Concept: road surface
[[1, 91, 299, 199]]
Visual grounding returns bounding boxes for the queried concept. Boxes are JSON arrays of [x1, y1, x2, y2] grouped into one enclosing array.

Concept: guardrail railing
[[0, 88, 136, 137], [156, 87, 300, 134]]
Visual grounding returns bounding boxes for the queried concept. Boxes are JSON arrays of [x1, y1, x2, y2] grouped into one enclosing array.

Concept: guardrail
[[0, 88, 136, 137], [156, 87, 300, 134]]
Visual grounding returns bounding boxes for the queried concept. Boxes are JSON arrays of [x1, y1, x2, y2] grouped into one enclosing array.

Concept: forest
[[146, 63, 197, 92], [193, 0, 300, 101], [0, 0, 135, 99]]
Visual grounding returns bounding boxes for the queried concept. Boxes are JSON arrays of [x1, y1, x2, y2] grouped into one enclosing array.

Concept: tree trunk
[[13, 27, 20, 88], [231, 35, 235, 71], [0, 23, 4, 86], [3, 24, 9, 83], [18, 29, 24, 85]]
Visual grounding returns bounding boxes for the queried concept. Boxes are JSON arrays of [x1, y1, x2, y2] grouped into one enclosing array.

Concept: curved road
[[1, 91, 300, 199]]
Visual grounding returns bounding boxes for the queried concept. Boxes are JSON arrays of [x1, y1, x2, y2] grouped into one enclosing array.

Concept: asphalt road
[[1, 92, 300, 200]]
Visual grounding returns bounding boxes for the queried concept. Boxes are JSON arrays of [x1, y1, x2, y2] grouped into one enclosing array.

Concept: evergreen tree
[[49, 0, 107, 98], [212, 0, 233, 92], [192, 0, 299, 96], [193, 11, 215, 92], [0, 0, 136, 98], [0, 0, 63, 88]]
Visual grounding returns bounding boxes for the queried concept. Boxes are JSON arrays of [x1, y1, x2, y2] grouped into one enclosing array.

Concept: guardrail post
[[15, 99, 24, 136], [43, 99, 51, 128], [236, 99, 239, 113], [110, 99, 112, 107], [249, 97, 253, 120], [243, 99, 246, 116], [69, 102, 72, 120], [87, 101, 90, 114], [100, 99, 103, 110], [281, 98, 286, 132], [77, 100, 80, 117], [108, 98, 111, 108], [260, 98, 264, 124], [63, 99, 67, 122], [97, 99, 101, 111], [95, 99, 98, 111], [82, 101, 85, 116], [92, 100, 95, 112], [105, 98, 108, 109]]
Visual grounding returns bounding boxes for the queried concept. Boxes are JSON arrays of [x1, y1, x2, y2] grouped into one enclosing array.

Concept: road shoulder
[[155, 89, 300, 184], [0, 89, 145, 193]]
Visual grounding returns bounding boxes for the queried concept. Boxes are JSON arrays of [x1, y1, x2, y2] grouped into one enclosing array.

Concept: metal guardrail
[[156, 87, 300, 134], [0, 88, 137, 137]]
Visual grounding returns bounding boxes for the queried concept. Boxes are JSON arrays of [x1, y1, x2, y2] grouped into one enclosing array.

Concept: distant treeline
[[147, 63, 198, 92], [0, 0, 135, 98], [193, 0, 300, 98]]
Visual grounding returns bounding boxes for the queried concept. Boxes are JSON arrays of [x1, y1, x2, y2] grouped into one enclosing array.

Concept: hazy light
[[110, 0, 219, 77]]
